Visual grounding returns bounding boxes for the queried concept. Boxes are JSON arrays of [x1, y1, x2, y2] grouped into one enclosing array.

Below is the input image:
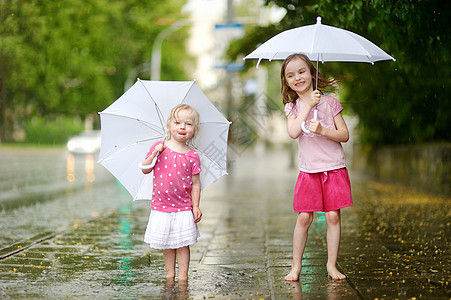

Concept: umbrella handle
[[139, 154, 159, 170], [139, 162, 154, 170], [139, 138, 166, 170], [301, 109, 318, 134]]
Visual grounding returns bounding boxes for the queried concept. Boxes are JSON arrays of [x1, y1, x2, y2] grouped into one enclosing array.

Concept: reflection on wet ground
[[0, 147, 129, 246], [0, 146, 449, 299]]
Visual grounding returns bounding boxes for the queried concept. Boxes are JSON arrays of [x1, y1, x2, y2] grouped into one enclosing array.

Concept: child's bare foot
[[327, 265, 346, 280], [284, 269, 300, 281]]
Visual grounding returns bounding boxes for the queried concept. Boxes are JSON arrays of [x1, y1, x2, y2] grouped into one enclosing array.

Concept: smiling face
[[284, 57, 314, 96]]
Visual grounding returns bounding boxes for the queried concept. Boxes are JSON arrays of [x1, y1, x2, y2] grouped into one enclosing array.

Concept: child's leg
[[285, 212, 313, 281], [176, 246, 190, 280], [163, 249, 176, 278], [325, 210, 346, 280]]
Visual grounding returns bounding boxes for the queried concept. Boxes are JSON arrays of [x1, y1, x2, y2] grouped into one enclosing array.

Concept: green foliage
[[23, 116, 84, 144], [312, 0, 451, 146], [0, 0, 189, 142], [229, 0, 451, 146]]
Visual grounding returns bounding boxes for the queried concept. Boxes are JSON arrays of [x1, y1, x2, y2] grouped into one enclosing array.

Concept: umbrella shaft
[[316, 57, 319, 91]]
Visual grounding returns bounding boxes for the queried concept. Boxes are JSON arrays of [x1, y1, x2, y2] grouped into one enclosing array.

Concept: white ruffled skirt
[[144, 210, 200, 250]]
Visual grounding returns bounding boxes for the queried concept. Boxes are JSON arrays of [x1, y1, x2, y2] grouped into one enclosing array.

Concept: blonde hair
[[166, 104, 200, 141], [280, 53, 337, 105]]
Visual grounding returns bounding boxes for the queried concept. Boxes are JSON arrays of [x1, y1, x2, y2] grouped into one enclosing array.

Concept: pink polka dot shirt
[[146, 141, 201, 212]]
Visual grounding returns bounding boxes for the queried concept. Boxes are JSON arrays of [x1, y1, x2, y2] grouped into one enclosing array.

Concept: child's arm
[[286, 90, 321, 139], [191, 174, 202, 223], [309, 112, 349, 143], [140, 143, 165, 174]]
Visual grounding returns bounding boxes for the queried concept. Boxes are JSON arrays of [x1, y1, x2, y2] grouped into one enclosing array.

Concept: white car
[[67, 130, 101, 154]]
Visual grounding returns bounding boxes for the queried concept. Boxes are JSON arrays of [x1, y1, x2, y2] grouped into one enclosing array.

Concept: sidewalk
[[0, 150, 449, 299]]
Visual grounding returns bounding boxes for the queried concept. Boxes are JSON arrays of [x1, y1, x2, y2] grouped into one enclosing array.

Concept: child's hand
[[310, 90, 321, 107], [193, 207, 202, 223], [309, 119, 323, 135], [153, 144, 166, 156], [140, 143, 166, 174]]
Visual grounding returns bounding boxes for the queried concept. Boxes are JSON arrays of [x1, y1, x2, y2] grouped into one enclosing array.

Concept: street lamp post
[[150, 21, 188, 81]]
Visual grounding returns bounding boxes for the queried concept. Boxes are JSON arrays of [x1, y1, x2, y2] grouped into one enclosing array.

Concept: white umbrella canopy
[[98, 79, 231, 201], [244, 16, 395, 66]]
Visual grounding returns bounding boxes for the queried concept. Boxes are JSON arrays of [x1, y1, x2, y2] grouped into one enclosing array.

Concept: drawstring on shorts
[[322, 171, 328, 183]]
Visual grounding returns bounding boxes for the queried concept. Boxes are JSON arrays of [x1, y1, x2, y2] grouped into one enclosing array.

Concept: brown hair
[[166, 104, 200, 140], [280, 53, 337, 105]]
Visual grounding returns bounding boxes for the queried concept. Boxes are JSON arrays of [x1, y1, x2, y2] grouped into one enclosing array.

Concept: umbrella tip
[[316, 16, 322, 24]]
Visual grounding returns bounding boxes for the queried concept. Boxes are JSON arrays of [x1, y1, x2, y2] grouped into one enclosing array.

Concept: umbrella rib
[[200, 120, 232, 125], [191, 145, 228, 175], [180, 80, 196, 104], [269, 52, 277, 61], [99, 112, 165, 135], [98, 136, 164, 163], [138, 79, 167, 135], [344, 31, 375, 63], [134, 174, 150, 201], [310, 21, 320, 56]]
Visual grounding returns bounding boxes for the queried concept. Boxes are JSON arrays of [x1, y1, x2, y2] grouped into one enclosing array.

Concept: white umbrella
[[244, 16, 395, 132], [98, 79, 231, 201]]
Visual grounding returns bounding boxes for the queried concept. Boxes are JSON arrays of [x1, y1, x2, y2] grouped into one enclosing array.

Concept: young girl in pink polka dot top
[[140, 104, 202, 280]]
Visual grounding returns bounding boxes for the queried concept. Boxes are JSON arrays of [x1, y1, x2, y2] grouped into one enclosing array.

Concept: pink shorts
[[293, 168, 353, 212]]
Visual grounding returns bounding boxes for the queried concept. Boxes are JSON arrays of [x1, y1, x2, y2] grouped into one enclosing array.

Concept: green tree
[[0, 0, 190, 142], [228, 0, 451, 146]]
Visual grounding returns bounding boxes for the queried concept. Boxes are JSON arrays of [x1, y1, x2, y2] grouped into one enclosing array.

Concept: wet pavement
[[0, 147, 129, 246], [0, 146, 449, 299]]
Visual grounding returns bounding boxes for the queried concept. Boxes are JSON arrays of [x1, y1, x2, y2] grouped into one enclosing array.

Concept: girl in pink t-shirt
[[281, 54, 353, 281], [140, 104, 202, 280]]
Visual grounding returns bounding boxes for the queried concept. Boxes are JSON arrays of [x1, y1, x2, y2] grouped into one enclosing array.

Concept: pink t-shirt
[[145, 142, 201, 212], [284, 95, 346, 173]]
